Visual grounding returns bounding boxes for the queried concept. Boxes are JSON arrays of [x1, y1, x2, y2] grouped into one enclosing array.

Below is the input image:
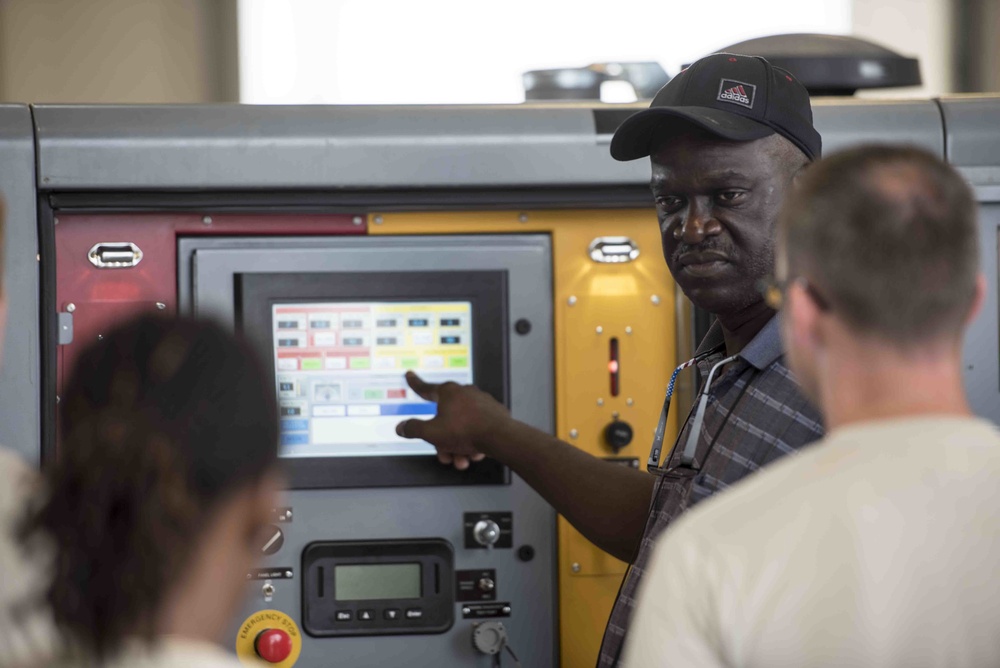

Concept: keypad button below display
[[333, 608, 425, 623]]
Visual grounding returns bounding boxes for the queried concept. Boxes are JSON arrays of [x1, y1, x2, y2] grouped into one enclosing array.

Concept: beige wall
[[955, 0, 1000, 92], [0, 0, 238, 103], [852, 0, 954, 97]]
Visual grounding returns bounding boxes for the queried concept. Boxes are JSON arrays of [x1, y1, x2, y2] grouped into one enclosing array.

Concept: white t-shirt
[[622, 416, 1000, 668], [0, 448, 58, 668]]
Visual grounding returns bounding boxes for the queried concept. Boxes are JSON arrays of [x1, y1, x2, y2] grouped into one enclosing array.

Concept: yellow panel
[[370, 210, 679, 668]]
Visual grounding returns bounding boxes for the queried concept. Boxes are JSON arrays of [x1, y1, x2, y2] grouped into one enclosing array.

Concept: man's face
[[650, 132, 799, 318]]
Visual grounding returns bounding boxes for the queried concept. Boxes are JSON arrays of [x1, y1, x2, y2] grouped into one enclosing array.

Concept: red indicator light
[[610, 337, 620, 397]]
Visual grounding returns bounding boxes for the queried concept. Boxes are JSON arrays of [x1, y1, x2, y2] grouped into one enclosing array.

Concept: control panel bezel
[[240, 270, 511, 489], [302, 539, 455, 638]]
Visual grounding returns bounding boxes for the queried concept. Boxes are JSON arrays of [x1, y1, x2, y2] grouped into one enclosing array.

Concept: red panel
[[55, 213, 366, 397]]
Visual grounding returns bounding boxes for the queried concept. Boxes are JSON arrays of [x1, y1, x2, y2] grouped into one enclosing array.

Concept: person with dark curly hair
[[22, 315, 282, 667]]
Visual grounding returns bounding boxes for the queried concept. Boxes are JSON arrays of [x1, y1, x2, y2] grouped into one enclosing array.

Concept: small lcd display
[[272, 301, 474, 459], [335, 563, 422, 601]]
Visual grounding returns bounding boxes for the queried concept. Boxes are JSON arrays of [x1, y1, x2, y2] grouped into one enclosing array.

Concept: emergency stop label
[[235, 608, 302, 668]]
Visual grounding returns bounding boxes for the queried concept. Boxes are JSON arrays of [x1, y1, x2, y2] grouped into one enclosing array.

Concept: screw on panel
[[373, 215, 384, 225], [571, 563, 581, 573], [97, 334, 104, 340], [567, 296, 577, 306], [569, 429, 579, 439], [597, 398, 604, 406], [626, 398, 634, 406], [596, 326, 603, 335], [202, 216, 213, 225], [246, 573, 252, 580], [66, 303, 76, 313], [155, 302, 166, 310], [625, 326, 633, 335], [352, 216, 363, 226], [651, 295, 661, 305], [518, 213, 529, 223]]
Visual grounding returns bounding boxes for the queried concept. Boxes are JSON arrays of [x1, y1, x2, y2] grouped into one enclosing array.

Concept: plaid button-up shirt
[[598, 316, 824, 667]]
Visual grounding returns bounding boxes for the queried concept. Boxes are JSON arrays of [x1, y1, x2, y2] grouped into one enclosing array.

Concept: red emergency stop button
[[255, 628, 292, 663]]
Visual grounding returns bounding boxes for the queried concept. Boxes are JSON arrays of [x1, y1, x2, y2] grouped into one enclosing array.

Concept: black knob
[[514, 319, 532, 335], [604, 420, 633, 452], [517, 545, 535, 562]]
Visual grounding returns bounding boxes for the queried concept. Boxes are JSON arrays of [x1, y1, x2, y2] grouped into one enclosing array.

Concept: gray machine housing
[[0, 98, 998, 666], [3, 99, 1000, 463]]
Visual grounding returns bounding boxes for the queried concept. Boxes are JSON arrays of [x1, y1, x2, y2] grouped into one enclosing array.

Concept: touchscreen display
[[272, 301, 473, 458]]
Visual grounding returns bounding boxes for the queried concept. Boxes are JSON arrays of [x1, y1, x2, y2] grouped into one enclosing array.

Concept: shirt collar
[[695, 314, 784, 371]]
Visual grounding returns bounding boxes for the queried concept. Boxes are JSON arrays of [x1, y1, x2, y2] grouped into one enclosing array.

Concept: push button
[[405, 608, 424, 619], [358, 609, 375, 621], [335, 611, 352, 622], [384, 609, 401, 620], [254, 628, 292, 664]]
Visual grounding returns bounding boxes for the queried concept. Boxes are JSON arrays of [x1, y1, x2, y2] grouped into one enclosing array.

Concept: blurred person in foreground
[[21, 315, 282, 667], [623, 144, 1000, 667]]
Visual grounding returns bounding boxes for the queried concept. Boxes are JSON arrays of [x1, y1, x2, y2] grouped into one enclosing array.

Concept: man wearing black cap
[[396, 53, 824, 666]]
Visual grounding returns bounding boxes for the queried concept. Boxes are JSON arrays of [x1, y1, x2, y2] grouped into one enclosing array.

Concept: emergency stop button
[[255, 628, 292, 663], [236, 609, 301, 667]]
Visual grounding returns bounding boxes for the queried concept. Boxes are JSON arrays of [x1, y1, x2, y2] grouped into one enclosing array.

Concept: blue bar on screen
[[280, 419, 309, 432], [379, 403, 437, 416], [280, 432, 309, 446]]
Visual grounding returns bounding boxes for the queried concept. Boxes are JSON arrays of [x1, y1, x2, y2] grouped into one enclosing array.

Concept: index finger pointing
[[404, 371, 439, 402]]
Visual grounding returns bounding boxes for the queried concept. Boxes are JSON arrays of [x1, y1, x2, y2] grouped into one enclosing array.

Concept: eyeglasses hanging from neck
[[646, 348, 739, 475]]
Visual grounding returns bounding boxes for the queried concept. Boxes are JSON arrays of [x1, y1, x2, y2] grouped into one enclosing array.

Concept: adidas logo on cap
[[717, 79, 755, 109]]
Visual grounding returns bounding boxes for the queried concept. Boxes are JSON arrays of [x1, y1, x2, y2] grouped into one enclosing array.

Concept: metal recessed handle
[[88, 242, 143, 269], [588, 236, 639, 264]]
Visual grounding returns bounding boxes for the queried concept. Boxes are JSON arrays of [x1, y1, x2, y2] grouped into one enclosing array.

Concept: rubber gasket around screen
[[240, 271, 510, 489]]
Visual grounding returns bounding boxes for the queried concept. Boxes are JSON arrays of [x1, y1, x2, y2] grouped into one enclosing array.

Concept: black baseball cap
[[610, 53, 821, 161]]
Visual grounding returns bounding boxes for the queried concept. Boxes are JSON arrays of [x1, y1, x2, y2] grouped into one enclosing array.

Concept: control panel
[[184, 235, 557, 666], [302, 539, 454, 637]]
